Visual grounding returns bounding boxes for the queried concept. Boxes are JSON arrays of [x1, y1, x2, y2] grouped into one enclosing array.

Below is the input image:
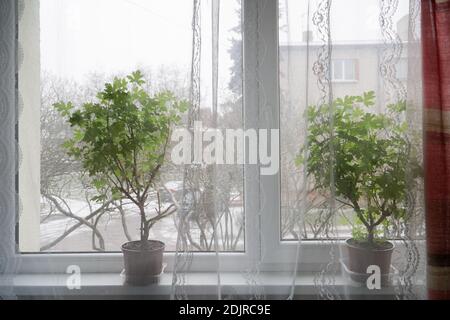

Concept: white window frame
[[13, 0, 331, 275], [5, 0, 422, 279]]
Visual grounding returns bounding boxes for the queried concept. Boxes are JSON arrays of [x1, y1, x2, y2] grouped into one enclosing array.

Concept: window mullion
[[243, 0, 282, 264]]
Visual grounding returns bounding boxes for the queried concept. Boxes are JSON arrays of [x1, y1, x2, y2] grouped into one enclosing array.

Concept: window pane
[[396, 58, 408, 80], [333, 60, 344, 80], [344, 60, 356, 80], [19, 0, 244, 253], [279, 0, 414, 241]]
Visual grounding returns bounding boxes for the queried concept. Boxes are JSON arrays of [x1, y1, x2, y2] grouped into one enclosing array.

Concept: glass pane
[[279, 0, 415, 241], [333, 60, 344, 80], [396, 58, 408, 80], [344, 59, 356, 80], [19, 0, 244, 253]]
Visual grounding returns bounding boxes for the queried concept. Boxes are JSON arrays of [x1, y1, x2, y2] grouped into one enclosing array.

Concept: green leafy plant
[[55, 71, 187, 248], [297, 92, 421, 247]]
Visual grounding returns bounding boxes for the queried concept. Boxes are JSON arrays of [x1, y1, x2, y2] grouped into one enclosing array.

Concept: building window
[[331, 59, 357, 82]]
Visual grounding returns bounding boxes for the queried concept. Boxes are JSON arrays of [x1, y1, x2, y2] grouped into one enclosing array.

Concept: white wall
[[19, 0, 41, 252]]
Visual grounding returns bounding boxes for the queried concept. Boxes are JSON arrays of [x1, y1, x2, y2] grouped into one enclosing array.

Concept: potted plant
[[297, 92, 421, 283], [55, 71, 187, 285]]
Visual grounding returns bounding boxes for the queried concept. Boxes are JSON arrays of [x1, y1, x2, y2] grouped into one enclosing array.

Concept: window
[[13, 0, 422, 275], [331, 59, 357, 82], [19, 0, 244, 256]]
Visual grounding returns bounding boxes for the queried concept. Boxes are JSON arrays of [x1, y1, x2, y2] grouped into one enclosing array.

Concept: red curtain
[[422, 0, 450, 300]]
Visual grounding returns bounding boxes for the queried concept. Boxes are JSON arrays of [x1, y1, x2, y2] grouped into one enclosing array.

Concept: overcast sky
[[40, 0, 409, 89], [281, 0, 409, 43], [41, 1, 238, 86]]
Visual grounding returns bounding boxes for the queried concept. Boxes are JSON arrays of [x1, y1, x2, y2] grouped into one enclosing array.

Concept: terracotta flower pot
[[345, 238, 394, 284], [121, 240, 165, 286]]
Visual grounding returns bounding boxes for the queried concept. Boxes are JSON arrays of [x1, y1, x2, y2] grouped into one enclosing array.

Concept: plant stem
[[367, 228, 374, 245], [139, 203, 148, 247]]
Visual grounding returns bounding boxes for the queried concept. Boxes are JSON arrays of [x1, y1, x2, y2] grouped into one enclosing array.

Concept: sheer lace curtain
[[0, 0, 18, 300], [171, 0, 427, 300]]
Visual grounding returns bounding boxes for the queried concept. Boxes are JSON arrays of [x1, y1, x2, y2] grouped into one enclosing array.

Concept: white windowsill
[[1, 272, 421, 298]]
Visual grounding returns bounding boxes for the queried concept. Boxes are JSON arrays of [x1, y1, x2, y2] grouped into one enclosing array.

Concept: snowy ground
[[39, 189, 353, 252], [40, 198, 245, 253]]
